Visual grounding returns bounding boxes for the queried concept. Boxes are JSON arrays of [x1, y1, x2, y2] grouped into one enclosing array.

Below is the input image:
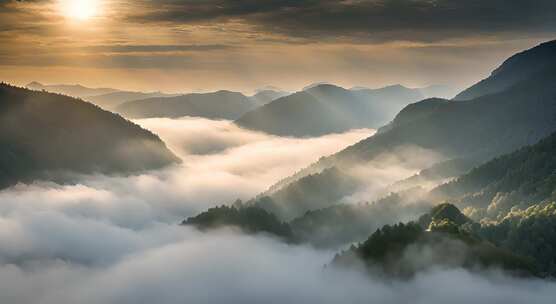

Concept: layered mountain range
[[184, 39, 556, 278]]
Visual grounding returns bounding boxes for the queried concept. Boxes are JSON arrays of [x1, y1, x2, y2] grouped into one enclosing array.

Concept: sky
[[1, 0, 556, 93]]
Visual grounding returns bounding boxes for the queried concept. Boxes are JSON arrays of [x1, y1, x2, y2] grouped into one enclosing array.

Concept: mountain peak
[[454, 39, 556, 101]]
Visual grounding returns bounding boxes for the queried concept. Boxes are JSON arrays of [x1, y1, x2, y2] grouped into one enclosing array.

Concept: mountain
[[115, 90, 257, 120], [430, 130, 556, 220], [454, 40, 556, 100], [302, 82, 332, 90], [251, 167, 359, 220], [235, 84, 424, 137], [289, 188, 430, 248], [25, 82, 181, 111], [288, 128, 556, 248], [26, 81, 119, 98], [182, 204, 295, 242], [0, 83, 180, 189], [84, 91, 178, 111], [331, 205, 535, 278], [249, 90, 289, 106], [251, 40, 556, 219], [476, 202, 556, 277]]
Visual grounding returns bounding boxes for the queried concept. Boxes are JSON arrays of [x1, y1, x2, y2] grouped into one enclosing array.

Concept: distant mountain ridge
[[115, 90, 258, 120], [235, 84, 424, 137], [0, 83, 180, 189], [26, 81, 119, 98], [26, 81, 178, 111], [85, 91, 178, 110]]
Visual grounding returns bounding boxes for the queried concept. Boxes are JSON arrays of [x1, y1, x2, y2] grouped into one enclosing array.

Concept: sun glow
[[60, 0, 100, 21]]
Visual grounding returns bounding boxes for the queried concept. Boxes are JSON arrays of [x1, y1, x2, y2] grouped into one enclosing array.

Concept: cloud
[[0, 117, 372, 229], [0, 228, 555, 304], [133, 0, 556, 42], [0, 117, 555, 303], [88, 44, 234, 54]]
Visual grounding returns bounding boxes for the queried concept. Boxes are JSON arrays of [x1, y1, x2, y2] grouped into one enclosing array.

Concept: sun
[[60, 0, 100, 21]]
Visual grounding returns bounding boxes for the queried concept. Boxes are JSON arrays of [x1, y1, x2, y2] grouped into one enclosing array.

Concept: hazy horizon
[[1, 1, 556, 93]]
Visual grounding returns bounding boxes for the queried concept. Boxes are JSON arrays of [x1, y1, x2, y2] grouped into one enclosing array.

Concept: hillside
[[287, 128, 556, 248], [289, 188, 430, 248], [0, 83, 180, 188], [454, 40, 556, 100], [255, 40, 556, 217], [182, 205, 295, 242], [235, 84, 423, 137], [116, 90, 257, 119], [250, 167, 359, 221], [431, 130, 556, 220], [332, 205, 536, 278]]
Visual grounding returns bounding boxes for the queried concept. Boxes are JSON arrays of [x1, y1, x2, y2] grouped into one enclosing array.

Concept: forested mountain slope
[[252, 40, 556, 219], [0, 83, 179, 188], [332, 204, 536, 278]]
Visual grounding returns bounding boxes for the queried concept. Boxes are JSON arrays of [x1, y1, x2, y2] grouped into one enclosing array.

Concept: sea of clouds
[[0, 117, 554, 303]]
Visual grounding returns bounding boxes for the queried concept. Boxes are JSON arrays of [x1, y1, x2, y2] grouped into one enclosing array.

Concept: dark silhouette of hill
[[182, 205, 295, 242], [26, 81, 119, 98], [0, 83, 180, 189], [116, 90, 257, 119], [235, 84, 423, 137], [454, 40, 556, 100]]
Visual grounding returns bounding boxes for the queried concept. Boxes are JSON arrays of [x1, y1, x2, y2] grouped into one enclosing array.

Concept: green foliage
[[332, 205, 536, 278], [418, 203, 471, 229], [432, 130, 556, 219], [478, 202, 556, 277], [182, 205, 296, 242]]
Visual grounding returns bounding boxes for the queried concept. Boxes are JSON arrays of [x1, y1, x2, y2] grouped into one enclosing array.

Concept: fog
[[0, 117, 554, 303], [0, 227, 554, 304]]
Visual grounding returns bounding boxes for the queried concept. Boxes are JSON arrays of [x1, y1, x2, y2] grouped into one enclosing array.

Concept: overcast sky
[[1, 0, 555, 93]]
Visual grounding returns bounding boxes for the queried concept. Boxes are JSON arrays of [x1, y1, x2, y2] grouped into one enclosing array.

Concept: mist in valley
[[0, 116, 554, 303]]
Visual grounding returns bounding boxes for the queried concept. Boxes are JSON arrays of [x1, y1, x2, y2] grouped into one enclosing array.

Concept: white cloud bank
[[0, 117, 554, 303]]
